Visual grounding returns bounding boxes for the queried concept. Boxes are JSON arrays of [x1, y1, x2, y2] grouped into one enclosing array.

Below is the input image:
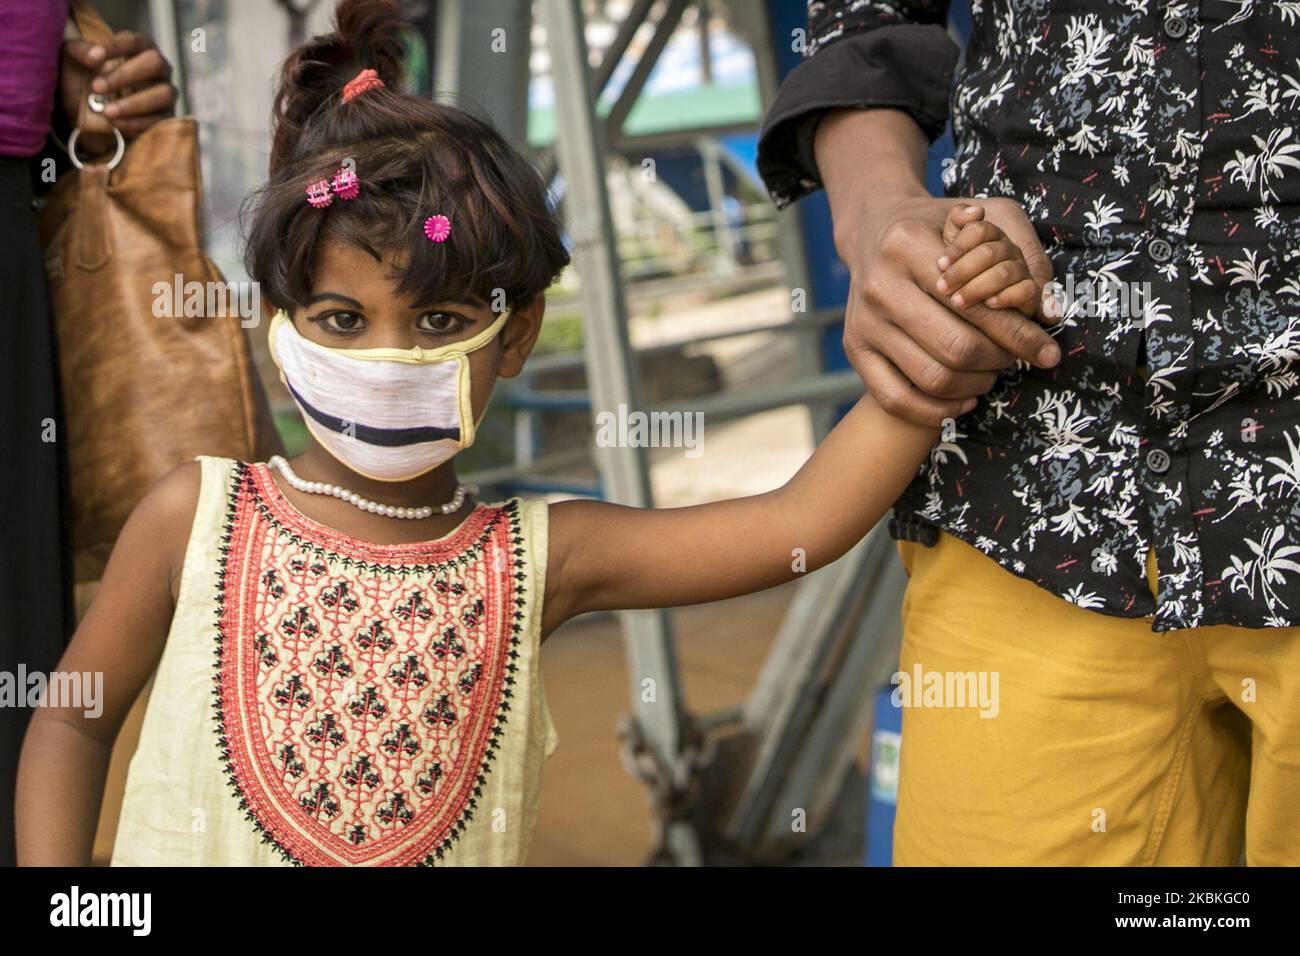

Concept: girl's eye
[[320, 311, 365, 334], [419, 311, 465, 335]]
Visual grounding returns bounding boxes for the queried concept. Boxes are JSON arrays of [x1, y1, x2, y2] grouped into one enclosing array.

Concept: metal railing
[[465, 305, 853, 497]]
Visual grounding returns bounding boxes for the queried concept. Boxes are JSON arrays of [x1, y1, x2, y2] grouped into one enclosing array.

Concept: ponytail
[[270, 0, 408, 173]]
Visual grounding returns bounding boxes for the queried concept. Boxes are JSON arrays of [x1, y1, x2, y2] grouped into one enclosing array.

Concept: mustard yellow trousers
[[894, 532, 1300, 865]]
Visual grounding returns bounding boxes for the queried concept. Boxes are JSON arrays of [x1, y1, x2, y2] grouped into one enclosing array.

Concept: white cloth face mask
[[267, 308, 508, 482]]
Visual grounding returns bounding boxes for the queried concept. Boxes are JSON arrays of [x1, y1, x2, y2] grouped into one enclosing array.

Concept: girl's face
[[290, 240, 544, 430]]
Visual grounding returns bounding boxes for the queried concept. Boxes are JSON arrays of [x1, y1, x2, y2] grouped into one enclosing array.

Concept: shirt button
[[1164, 16, 1188, 39], [1146, 448, 1171, 474], [1147, 238, 1173, 263]]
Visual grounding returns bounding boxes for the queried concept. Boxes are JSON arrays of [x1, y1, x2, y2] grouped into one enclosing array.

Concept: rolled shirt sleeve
[[757, 2, 960, 209]]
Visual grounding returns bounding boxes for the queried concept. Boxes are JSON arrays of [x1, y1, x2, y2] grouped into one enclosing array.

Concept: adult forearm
[[814, 108, 931, 255]]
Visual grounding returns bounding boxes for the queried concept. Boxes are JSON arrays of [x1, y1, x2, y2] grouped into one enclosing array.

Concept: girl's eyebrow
[[306, 293, 365, 308], [410, 299, 488, 311]]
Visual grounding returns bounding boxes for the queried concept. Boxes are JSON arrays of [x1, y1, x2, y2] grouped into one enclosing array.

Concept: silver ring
[[87, 92, 107, 113], [66, 126, 126, 171]]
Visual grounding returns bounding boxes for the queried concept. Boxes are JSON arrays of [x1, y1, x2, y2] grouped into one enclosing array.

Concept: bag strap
[[70, 0, 114, 46]]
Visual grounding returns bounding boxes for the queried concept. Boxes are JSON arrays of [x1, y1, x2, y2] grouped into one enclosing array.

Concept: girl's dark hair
[[244, 0, 569, 313]]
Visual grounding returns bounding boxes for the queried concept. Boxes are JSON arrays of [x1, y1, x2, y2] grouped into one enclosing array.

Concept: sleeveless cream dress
[[111, 455, 558, 866]]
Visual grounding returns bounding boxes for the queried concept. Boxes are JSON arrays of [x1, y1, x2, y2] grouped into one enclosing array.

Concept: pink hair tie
[[341, 68, 384, 103], [424, 214, 451, 243]]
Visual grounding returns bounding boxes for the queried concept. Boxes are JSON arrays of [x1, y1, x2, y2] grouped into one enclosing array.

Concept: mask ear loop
[[267, 310, 291, 388], [454, 313, 512, 448]]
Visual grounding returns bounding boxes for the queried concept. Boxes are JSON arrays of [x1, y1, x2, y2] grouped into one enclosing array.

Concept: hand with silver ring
[[58, 30, 178, 158]]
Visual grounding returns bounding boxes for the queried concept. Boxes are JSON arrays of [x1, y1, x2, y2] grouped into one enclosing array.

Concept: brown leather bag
[[39, 3, 281, 583]]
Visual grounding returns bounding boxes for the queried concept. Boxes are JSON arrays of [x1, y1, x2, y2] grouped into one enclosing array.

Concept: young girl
[[15, 0, 1035, 867]]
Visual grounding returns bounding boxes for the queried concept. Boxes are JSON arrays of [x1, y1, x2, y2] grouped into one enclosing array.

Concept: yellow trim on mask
[[457, 355, 476, 448], [268, 309, 509, 364]]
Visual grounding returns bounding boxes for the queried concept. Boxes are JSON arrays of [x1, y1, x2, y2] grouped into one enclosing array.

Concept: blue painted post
[[866, 684, 903, 866]]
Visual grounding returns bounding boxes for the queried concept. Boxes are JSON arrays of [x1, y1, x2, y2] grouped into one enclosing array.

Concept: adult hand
[[815, 110, 1061, 427], [839, 193, 1060, 425], [59, 31, 177, 156]]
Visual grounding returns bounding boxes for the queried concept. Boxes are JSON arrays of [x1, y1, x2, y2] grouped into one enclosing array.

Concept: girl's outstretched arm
[[543, 394, 941, 633], [15, 463, 198, 865]]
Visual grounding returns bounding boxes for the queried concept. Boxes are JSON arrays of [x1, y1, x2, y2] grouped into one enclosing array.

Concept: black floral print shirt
[[758, 1, 1300, 631]]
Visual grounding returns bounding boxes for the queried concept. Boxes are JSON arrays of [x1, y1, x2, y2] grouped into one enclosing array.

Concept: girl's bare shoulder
[[122, 459, 206, 602]]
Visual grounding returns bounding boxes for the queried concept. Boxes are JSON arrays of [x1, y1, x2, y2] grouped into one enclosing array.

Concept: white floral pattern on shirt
[[769, 1, 1300, 630]]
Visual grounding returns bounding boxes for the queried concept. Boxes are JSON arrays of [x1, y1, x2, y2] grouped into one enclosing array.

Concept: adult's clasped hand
[[837, 192, 1063, 427]]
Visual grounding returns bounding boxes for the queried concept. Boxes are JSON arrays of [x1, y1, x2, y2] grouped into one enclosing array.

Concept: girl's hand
[[59, 31, 178, 154], [936, 205, 1044, 318]]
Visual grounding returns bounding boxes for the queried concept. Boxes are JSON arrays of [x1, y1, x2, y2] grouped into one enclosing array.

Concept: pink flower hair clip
[[332, 166, 359, 200], [306, 179, 333, 208], [305, 166, 361, 207], [423, 214, 452, 243]]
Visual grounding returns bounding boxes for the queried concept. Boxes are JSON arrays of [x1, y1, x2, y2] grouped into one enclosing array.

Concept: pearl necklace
[[268, 455, 476, 520]]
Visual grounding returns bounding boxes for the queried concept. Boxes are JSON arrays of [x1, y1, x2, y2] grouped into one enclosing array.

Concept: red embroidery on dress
[[212, 462, 526, 866]]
